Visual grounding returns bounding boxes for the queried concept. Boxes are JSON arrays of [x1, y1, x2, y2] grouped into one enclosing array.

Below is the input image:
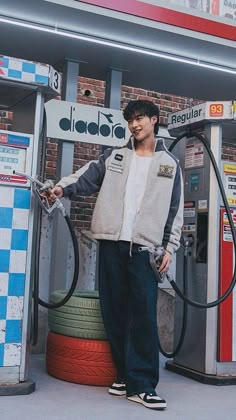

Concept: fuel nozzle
[[138, 245, 166, 283], [12, 171, 66, 216], [151, 246, 166, 283], [152, 246, 165, 264], [38, 179, 55, 194]]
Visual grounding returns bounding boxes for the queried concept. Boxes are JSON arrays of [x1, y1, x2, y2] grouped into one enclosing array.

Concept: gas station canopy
[[0, 0, 236, 101]]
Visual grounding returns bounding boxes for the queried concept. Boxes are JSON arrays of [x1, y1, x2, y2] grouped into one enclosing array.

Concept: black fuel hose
[[168, 131, 236, 309], [32, 211, 79, 345], [31, 203, 41, 346], [31, 106, 80, 315], [36, 214, 79, 309], [159, 240, 189, 358]]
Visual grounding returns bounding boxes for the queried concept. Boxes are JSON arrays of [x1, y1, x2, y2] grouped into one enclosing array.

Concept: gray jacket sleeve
[[57, 148, 111, 199], [162, 163, 184, 254]]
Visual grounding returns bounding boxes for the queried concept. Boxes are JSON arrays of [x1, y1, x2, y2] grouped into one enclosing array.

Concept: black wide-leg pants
[[98, 240, 159, 397]]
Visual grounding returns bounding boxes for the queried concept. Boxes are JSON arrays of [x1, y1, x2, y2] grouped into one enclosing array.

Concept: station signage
[[168, 104, 205, 128], [78, 0, 236, 41], [168, 101, 234, 129], [0, 55, 61, 95], [0, 130, 33, 187], [222, 162, 236, 207], [219, 1, 236, 20], [233, 101, 236, 119], [45, 100, 128, 146]]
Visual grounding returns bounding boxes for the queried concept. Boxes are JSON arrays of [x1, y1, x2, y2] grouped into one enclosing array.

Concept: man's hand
[[48, 185, 64, 202], [158, 250, 172, 273]]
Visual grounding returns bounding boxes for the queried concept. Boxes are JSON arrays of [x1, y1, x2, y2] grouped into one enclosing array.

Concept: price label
[[209, 103, 224, 117]]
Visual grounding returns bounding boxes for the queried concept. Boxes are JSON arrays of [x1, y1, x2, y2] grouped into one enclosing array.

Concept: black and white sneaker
[[109, 380, 126, 396], [127, 392, 166, 410]]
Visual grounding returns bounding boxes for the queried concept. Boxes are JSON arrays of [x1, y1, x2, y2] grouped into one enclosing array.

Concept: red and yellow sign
[[79, 0, 236, 41], [218, 208, 236, 362], [209, 103, 224, 117], [224, 163, 236, 175]]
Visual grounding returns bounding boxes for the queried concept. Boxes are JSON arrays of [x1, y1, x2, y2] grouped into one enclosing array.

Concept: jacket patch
[[158, 164, 174, 178], [107, 157, 124, 174], [114, 153, 123, 161]]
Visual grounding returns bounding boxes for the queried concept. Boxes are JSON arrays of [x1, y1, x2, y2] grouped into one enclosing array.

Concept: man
[[49, 100, 183, 410]]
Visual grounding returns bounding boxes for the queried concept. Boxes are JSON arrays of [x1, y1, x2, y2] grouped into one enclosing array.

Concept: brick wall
[[222, 144, 236, 162], [0, 111, 13, 131]]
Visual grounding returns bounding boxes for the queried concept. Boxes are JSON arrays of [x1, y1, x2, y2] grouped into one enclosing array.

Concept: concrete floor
[[1, 354, 236, 420]]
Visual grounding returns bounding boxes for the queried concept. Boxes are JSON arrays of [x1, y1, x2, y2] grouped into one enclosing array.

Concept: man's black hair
[[123, 100, 160, 135]]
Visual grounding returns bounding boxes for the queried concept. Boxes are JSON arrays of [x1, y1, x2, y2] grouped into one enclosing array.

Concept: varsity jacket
[[58, 137, 184, 255]]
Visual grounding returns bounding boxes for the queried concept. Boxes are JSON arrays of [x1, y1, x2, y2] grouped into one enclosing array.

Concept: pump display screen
[[0, 145, 26, 174]]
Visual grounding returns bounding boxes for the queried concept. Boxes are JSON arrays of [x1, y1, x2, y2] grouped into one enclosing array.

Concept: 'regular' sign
[[45, 100, 128, 146]]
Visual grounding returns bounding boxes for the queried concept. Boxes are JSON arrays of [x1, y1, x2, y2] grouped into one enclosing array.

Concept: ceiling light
[[0, 15, 236, 75]]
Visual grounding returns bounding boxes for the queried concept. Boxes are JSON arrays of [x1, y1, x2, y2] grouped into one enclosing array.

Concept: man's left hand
[[158, 250, 172, 273]]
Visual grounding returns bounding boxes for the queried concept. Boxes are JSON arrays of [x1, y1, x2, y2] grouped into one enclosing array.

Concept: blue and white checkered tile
[[0, 273, 8, 295], [0, 187, 31, 367], [0, 55, 49, 85], [0, 343, 22, 367], [0, 320, 6, 343]]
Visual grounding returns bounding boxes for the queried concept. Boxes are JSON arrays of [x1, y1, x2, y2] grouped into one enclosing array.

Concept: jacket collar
[[126, 136, 166, 152]]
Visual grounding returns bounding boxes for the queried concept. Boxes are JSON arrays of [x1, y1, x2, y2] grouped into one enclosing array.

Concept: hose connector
[[183, 234, 194, 257], [38, 179, 55, 193]]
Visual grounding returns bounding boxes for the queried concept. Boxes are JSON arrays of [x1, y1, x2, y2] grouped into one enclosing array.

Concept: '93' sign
[[209, 103, 224, 117]]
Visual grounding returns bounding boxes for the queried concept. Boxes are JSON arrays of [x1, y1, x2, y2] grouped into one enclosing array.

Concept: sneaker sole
[[127, 395, 166, 410], [109, 389, 126, 396]]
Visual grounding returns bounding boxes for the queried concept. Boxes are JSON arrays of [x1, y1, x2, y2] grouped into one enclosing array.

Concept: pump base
[[166, 361, 236, 385], [0, 379, 35, 396]]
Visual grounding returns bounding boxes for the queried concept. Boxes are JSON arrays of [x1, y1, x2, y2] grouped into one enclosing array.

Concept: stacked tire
[[46, 290, 117, 386]]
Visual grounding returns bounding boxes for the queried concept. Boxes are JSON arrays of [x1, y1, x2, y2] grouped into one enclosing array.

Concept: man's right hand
[[49, 185, 64, 202]]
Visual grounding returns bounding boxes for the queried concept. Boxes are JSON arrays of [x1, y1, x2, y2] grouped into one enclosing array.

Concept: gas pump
[[0, 55, 61, 395], [165, 101, 236, 384]]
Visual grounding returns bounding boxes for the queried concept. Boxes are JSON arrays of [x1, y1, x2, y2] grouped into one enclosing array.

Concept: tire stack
[[46, 290, 117, 386]]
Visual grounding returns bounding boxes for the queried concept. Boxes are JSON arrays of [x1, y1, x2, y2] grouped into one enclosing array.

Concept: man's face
[[127, 113, 157, 142]]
